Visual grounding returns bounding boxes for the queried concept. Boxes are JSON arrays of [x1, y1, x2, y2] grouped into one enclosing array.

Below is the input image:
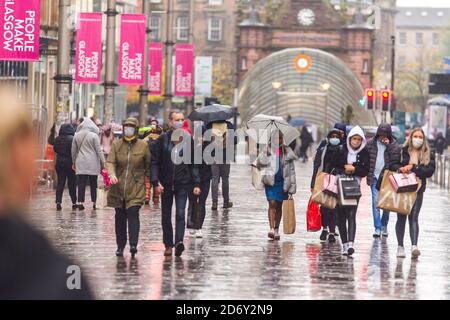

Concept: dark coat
[[390, 146, 435, 193], [366, 133, 401, 186], [435, 136, 448, 154], [328, 145, 370, 178], [151, 131, 201, 188], [0, 215, 93, 300], [311, 140, 341, 188], [53, 124, 76, 169]]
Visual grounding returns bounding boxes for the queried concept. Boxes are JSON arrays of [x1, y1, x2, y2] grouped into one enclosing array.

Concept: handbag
[[378, 170, 421, 215], [337, 176, 360, 206], [389, 172, 419, 193], [282, 196, 296, 234], [251, 163, 265, 190], [322, 173, 338, 197], [311, 171, 338, 209], [190, 196, 202, 230], [101, 169, 111, 188], [96, 187, 108, 209], [307, 197, 321, 232]]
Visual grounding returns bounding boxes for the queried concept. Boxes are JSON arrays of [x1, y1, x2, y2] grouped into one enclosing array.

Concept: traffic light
[[365, 88, 376, 110], [380, 89, 392, 112]]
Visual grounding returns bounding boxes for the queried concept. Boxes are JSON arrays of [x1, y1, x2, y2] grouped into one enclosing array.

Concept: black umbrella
[[188, 104, 238, 124]]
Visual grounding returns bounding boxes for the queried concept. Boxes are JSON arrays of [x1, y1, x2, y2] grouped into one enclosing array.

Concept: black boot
[[72, 204, 78, 211], [130, 246, 138, 259], [211, 202, 218, 210], [56, 203, 62, 211], [116, 248, 124, 257]]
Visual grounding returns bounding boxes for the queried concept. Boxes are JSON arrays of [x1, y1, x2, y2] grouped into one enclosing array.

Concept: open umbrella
[[245, 114, 300, 145], [188, 104, 238, 124]]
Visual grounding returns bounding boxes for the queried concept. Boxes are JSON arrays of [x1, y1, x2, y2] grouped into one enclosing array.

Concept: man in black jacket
[[151, 110, 201, 257], [435, 132, 448, 155], [53, 124, 77, 211], [366, 124, 400, 238]]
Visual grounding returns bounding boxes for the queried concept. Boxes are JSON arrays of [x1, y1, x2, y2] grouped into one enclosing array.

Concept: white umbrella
[[245, 114, 300, 145]]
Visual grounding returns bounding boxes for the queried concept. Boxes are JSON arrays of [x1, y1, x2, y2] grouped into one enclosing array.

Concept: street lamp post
[[272, 81, 282, 116], [320, 83, 331, 130]]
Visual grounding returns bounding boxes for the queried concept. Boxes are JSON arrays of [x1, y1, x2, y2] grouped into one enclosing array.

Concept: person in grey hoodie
[[72, 117, 105, 211]]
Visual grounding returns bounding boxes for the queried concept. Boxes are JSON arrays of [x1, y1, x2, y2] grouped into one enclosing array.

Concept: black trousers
[[115, 205, 141, 249], [321, 207, 337, 234], [396, 192, 423, 246], [187, 180, 211, 230], [77, 175, 98, 203], [55, 165, 77, 204], [337, 205, 358, 244]]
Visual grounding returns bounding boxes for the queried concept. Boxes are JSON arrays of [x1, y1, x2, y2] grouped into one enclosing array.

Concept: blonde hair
[[405, 127, 430, 165], [0, 89, 33, 191]]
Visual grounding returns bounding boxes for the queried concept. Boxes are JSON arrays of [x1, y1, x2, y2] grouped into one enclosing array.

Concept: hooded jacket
[[53, 124, 76, 168], [106, 117, 152, 209], [311, 129, 341, 188], [71, 117, 105, 176], [366, 124, 401, 186], [329, 126, 370, 178]]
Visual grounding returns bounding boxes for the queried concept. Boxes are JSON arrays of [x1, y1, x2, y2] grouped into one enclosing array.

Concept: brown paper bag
[[311, 172, 338, 209], [377, 170, 421, 215], [283, 197, 296, 234]]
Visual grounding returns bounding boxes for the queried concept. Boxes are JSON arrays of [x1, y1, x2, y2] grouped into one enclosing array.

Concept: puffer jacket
[[71, 118, 105, 176], [106, 135, 151, 209], [256, 146, 297, 195], [151, 130, 200, 189], [53, 124, 75, 168], [366, 124, 401, 186]]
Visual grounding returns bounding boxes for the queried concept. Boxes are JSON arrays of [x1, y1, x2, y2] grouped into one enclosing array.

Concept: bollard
[[442, 155, 447, 188]]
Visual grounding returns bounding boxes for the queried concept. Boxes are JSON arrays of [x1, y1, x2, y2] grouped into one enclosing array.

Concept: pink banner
[[148, 43, 163, 96], [0, 0, 40, 61], [75, 13, 103, 84], [174, 44, 194, 97], [118, 14, 146, 85]]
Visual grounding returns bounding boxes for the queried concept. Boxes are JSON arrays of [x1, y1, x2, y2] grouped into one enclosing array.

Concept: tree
[[341, 105, 355, 124], [212, 62, 235, 106]]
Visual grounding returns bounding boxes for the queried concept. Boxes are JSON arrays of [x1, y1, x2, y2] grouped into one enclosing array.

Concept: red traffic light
[[380, 90, 392, 111], [367, 90, 374, 97], [365, 88, 376, 110]]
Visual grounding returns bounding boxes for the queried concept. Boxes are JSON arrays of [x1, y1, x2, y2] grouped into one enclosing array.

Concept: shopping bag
[[251, 164, 265, 190], [388, 172, 419, 193], [312, 172, 337, 209], [191, 196, 202, 230], [96, 188, 108, 209], [282, 196, 296, 234], [377, 170, 421, 215], [337, 176, 360, 207], [322, 173, 338, 197], [307, 197, 322, 232]]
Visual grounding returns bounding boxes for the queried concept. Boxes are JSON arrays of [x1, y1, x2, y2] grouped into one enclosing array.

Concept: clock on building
[[297, 9, 315, 26]]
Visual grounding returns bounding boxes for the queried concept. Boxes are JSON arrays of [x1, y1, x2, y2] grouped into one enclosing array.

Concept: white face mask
[[124, 127, 136, 138], [172, 120, 184, 130], [412, 138, 424, 149]]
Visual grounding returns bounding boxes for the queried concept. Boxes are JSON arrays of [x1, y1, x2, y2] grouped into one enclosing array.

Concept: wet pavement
[[29, 160, 450, 300]]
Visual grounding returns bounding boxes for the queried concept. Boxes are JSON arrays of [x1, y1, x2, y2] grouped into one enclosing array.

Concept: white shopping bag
[[96, 188, 108, 209]]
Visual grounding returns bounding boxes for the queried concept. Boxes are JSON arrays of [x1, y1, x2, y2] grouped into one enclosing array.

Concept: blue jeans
[[161, 185, 189, 247], [371, 176, 390, 231]]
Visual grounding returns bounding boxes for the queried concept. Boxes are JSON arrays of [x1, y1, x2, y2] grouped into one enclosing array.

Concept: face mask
[[172, 121, 184, 130], [329, 138, 340, 146], [412, 138, 423, 149], [124, 127, 136, 138]]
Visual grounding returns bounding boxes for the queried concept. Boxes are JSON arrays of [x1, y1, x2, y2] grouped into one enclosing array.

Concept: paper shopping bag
[[282, 197, 296, 234]]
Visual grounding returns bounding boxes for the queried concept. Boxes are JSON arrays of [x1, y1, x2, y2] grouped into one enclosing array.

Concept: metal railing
[[432, 153, 449, 190]]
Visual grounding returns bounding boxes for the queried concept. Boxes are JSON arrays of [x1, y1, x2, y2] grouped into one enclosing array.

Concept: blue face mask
[[329, 138, 340, 146]]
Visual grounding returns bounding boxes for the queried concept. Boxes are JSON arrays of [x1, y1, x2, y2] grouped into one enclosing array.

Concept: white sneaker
[[381, 226, 389, 237], [411, 246, 421, 258], [397, 246, 406, 258], [189, 229, 196, 236], [196, 229, 203, 238], [342, 243, 349, 256]]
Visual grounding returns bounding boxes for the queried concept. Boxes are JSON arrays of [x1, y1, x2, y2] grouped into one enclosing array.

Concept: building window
[[150, 0, 162, 3], [398, 56, 406, 69], [399, 32, 407, 46], [177, 0, 188, 3], [416, 32, 423, 46], [213, 56, 222, 67], [176, 16, 189, 41], [362, 59, 369, 74], [208, 0, 223, 4], [432, 32, 439, 47], [241, 57, 247, 70], [208, 18, 223, 42], [150, 15, 162, 42]]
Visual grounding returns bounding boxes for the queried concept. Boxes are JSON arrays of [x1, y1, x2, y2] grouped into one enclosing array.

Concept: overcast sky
[[397, 0, 450, 7]]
